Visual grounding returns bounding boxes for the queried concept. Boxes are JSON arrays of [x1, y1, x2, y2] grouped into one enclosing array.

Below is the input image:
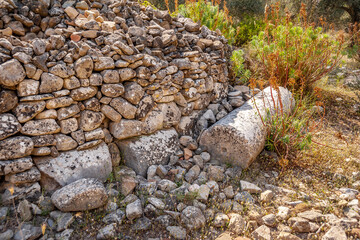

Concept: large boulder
[[199, 87, 293, 169], [34, 142, 112, 191], [51, 178, 108, 212], [116, 128, 180, 176]]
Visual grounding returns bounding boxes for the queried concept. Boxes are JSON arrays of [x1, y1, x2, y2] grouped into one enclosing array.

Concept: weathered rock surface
[[0, 90, 18, 113], [20, 119, 61, 136], [0, 157, 33, 175], [51, 178, 108, 212], [180, 206, 206, 230], [0, 136, 34, 160], [0, 59, 26, 87], [34, 142, 112, 191], [0, 114, 21, 140], [116, 128, 180, 176], [200, 87, 293, 168], [13, 101, 46, 123]]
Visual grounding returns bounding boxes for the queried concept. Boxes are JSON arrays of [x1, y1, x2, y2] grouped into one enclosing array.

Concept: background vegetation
[[144, 0, 360, 166]]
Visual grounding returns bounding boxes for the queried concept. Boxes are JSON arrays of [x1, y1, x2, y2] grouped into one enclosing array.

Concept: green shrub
[[178, 0, 237, 45], [234, 15, 264, 46], [247, 3, 335, 166], [230, 49, 251, 84], [250, 4, 345, 92]]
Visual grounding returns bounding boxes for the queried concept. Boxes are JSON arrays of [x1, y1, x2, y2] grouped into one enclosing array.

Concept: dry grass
[[245, 77, 360, 215], [296, 79, 360, 177]]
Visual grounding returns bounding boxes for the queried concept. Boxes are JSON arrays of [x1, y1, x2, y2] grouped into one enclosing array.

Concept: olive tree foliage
[[318, 0, 360, 24], [226, 0, 266, 19], [148, 0, 266, 19], [276, 0, 360, 26]]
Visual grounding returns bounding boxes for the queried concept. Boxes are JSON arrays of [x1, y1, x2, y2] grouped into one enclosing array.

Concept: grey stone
[[251, 225, 271, 240], [240, 180, 262, 193], [228, 213, 246, 235], [126, 199, 143, 220], [0, 136, 34, 160], [79, 110, 105, 131], [180, 206, 206, 230], [55, 229, 74, 240], [158, 179, 177, 192], [260, 190, 274, 203], [50, 211, 74, 232], [110, 97, 137, 119], [0, 59, 26, 87], [97, 224, 116, 240], [32, 38, 46, 55], [213, 213, 229, 227], [21, 119, 61, 136], [40, 73, 64, 93], [185, 165, 200, 183], [166, 226, 186, 240], [322, 226, 347, 240], [0, 230, 13, 240], [0, 113, 21, 140], [55, 134, 78, 151], [123, 82, 144, 105], [49, 63, 73, 78], [17, 199, 32, 221], [262, 214, 277, 227], [74, 56, 93, 79], [0, 157, 33, 175], [118, 68, 136, 81], [51, 178, 108, 212], [115, 128, 180, 176], [0, 90, 18, 113], [103, 209, 125, 224], [234, 191, 255, 204], [110, 120, 145, 140], [101, 83, 125, 97], [34, 142, 111, 191], [128, 26, 145, 36], [207, 165, 225, 182], [298, 210, 324, 222], [288, 217, 311, 233], [94, 57, 114, 71], [277, 206, 291, 220], [13, 223, 41, 240], [200, 87, 293, 168], [160, 102, 181, 128], [131, 217, 152, 231], [17, 80, 39, 97], [13, 101, 46, 123], [5, 166, 41, 184], [1, 182, 40, 204], [148, 197, 165, 210], [70, 86, 98, 101]]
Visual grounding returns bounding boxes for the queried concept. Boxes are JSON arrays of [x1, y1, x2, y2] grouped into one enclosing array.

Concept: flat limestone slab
[[34, 142, 112, 191], [199, 87, 293, 169], [116, 128, 180, 176]]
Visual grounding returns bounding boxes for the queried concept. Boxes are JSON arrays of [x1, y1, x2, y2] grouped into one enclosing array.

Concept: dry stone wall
[[0, 0, 230, 202]]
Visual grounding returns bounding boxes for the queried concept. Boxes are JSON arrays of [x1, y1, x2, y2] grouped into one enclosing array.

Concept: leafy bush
[[230, 49, 251, 84], [233, 15, 264, 46], [246, 3, 337, 165], [250, 3, 345, 92], [178, 0, 238, 45]]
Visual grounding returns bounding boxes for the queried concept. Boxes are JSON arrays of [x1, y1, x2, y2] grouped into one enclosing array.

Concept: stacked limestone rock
[[0, 0, 230, 202]]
